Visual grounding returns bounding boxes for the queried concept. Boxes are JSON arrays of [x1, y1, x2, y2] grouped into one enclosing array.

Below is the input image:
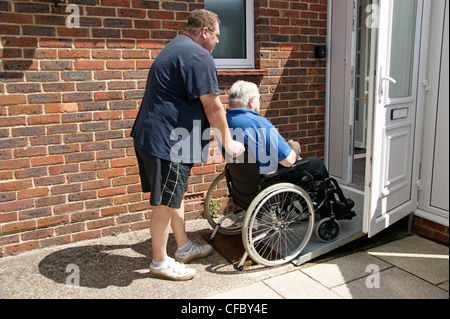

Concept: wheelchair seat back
[[225, 148, 261, 211]]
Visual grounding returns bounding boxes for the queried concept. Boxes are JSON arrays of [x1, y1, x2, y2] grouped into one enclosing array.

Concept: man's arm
[[279, 140, 301, 167], [200, 93, 245, 157]]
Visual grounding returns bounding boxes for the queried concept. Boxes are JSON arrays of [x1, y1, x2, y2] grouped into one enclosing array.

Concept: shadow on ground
[[38, 239, 153, 289]]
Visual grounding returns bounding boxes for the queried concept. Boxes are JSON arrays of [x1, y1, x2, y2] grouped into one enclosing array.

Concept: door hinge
[[415, 179, 423, 190], [422, 79, 430, 92]]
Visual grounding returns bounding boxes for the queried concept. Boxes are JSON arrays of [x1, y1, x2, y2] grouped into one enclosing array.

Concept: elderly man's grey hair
[[228, 80, 260, 108]]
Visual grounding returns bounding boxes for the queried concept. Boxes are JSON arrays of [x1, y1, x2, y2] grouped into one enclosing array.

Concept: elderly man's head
[[228, 81, 261, 114]]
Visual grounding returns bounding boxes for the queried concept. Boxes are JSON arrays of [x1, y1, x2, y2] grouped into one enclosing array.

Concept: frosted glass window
[[389, 0, 418, 98]]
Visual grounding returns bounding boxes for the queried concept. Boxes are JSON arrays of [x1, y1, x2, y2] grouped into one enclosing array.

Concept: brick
[[54, 202, 84, 215], [68, 191, 97, 202], [31, 155, 64, 167], [34, 175, 65, 187], [28, 93, 61, 104], [37, 215, 69, 228], [57, 27, 90, 38], [26, 72, 59, 82], [2, 220, 36, 234], [72, 229, 101, 242], [110, 157, 137, 168], [27, 114, 61, 125], [0, 199, 34, 213], [80, 160, 109, 172], [0, 158, 30, 170], [87, 217, 115, 230], [74, 60, 105, 70], [17, 187, 49, 200], [51, 183, 81, 195], [0, 180, 33, 192], [66, 152, 94, 163], [8, 104, 43, 115], [35, 195, 65, 208], [47, 164, 78, 176], [19, 207, 52, 220], [106, 60, 135, 69], [0, 212, 17, 223], [82, 179, 111, 191], [0, 234, 20, 246], [40, 61, 72, 70], [4, 241, 40, 255], [6, 83, 41, 94], [12, 126, 45, 137], [74, 39, 105, 48], [98, 186, 126, 198], [58, 49, 90, 59], [101, 204, 127, 216], [61, 90, 95, 103], [46, 124, 77, 134], [0, 94, 27, 106], [40, 235, 72, 248], [22, 25, 55, 36], [55, 223, 85, 236], [48, 144, 80, 155]]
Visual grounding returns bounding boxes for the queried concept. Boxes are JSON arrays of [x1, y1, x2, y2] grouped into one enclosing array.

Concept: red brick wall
[[413, 217, 449, 244], [0, 0, 327, 256]]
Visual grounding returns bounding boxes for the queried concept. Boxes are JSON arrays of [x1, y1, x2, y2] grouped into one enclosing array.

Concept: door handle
[[382, 75, 397, 84], [379, 72, 397, 100]]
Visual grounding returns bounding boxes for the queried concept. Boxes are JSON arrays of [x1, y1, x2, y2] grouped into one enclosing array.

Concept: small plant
[[209, 198, 222, 218]]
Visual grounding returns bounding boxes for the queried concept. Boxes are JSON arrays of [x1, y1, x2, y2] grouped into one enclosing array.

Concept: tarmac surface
[[0, 218, 448, 302]]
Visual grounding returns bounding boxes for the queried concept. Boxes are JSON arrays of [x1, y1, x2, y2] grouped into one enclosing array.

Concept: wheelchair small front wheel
[[315, 217, 340, 242]]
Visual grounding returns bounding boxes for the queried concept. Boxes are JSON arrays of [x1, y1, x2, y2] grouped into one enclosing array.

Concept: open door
[[367, 0, 424, 237]]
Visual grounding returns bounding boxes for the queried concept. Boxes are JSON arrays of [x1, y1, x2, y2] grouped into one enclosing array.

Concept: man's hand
[[287, 140, 301, 160], [224, 139, 245, 158]]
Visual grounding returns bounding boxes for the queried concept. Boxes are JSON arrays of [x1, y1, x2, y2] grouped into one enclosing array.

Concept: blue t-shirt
[[131, 35, 219, 163], [226, 108, 292, 174]]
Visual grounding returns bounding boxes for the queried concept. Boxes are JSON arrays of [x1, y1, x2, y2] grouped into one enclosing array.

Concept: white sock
[[151, 258, 169, 268], [177, 240, 193, 253]]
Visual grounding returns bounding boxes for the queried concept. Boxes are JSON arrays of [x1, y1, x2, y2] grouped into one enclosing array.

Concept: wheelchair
[[204, 150, 356, 270]]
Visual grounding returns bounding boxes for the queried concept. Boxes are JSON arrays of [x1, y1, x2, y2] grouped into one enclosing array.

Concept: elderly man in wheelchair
[[204, 81, 356, 269]]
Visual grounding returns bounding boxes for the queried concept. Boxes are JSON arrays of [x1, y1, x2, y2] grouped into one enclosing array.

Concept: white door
[[367, 0, 424, 237]]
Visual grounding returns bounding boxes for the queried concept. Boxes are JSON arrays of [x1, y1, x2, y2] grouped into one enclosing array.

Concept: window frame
[[207, 0, 255, 69]]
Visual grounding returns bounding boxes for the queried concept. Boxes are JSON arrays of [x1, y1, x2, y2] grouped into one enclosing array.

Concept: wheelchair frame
[[204, 157, 356, 270]]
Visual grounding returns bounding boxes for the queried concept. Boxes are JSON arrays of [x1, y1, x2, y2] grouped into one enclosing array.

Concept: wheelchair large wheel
[[204, 171, 245, 236], [242, 183, 315, 267]]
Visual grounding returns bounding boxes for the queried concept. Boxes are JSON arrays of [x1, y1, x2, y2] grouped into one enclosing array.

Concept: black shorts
[[134, 142, 193, 209]]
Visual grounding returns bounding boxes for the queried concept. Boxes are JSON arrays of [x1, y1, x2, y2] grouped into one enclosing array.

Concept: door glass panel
[[389, 0, 418, 98]]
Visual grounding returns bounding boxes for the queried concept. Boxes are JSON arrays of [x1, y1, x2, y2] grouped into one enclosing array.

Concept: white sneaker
[[175, 243, 213, 264], [150, 257, 196, 281]]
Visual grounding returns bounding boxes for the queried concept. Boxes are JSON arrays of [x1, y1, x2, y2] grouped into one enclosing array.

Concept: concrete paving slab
[[300, 251, 392, 288], [332, 267, 449, 299], [366, 235, 449, 285], [206, 282, 283, 299], [263, 270, 342, 299]]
